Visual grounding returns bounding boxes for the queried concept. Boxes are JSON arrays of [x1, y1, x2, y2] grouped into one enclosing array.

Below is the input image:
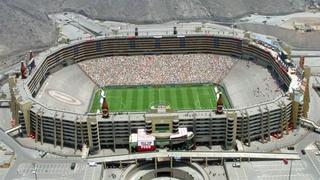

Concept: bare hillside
[[0, 0, 311, 69], [16, 0, 306, 23], [0, 0, 56, 68]]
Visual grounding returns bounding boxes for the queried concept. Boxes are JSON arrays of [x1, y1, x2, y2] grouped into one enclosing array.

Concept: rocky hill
[[0, 0, 311, 68], [16, 0, 306, 23], [0, 0, 56, 68]]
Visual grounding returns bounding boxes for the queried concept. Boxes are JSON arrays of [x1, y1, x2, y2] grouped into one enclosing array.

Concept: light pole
[[231, 16, 235, 35], [32, 163, 38, 180], [228, 12, 235, 35], [288, 160, 293, 180]]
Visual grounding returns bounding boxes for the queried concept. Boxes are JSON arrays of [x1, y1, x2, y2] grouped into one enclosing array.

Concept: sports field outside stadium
[[90, 84, 231, 112]]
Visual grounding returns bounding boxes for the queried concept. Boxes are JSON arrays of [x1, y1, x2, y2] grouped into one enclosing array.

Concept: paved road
[[309, 76, 320, 124], [0, 128, 37, 160], [89, 151, 300, 163], [291, 50, 320, 57], [301, 119, 320, 132], [293, 141, 320, 179], [226, 160, 317, 180]]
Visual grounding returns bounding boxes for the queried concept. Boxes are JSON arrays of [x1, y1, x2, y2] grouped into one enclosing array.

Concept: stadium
[[8, 30, 309, 154]]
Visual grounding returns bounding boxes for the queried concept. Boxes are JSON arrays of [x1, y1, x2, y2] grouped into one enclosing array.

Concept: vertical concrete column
[[8, 76, 18, 121], [209, 113, 213, 148], [283, 101, 290, 135], [265, 105, 271, 142], [35, 109, 43, 144], [60, 113, 64, 149], [240, 111, 245, 143], [279, 101, 290, 136], [245, 110, 251, 146], [39, 112, 44, 145], [278, 102, 285, 138], [112, 116, 116, 151], [291, 89, 304, 129], [192, 112, 197, 145], [53, 112, 57, 148], [128, 114, 131, 134], [79, 116, 84, 145], [35, 110, 39, 143], [128, 114, 131, 151], [225, 111, 237, 150], [74, 116, 78, 153], [154, 158, 158, 177], [170, 157, 173, 171], [87, 116, 93, 149], [258, 107, 264, 142], [86, 115, 101, 153], [77, 116, 86, 146], [19, 100, 32, 136], [302, 67, 311, 118], [11, 94, 20, 127]]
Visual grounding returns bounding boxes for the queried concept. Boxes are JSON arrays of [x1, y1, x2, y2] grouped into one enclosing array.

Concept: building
[[9, 34, 307, 153]]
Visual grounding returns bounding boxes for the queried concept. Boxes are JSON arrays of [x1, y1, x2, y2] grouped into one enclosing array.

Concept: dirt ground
[[280, 17, 320, 30], [238, 23, 320, 50]]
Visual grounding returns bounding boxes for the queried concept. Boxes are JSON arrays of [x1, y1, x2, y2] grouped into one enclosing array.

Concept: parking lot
[[225, 159, 317, 180], [11, 161, 102, 180]]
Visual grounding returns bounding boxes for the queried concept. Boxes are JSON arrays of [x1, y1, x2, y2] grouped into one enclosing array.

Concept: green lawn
[[90, 84, 231, 112]]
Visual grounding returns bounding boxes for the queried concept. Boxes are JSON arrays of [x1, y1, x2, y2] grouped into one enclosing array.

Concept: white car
[[88, 162, 97, 167], [232, 163, 240, 168]]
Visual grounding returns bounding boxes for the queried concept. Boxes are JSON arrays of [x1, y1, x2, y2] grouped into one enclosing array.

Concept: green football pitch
[[90, 84, 231, 112]]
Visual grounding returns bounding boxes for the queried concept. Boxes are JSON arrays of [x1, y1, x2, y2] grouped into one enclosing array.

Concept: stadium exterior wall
[[9, 35, 303, 152]]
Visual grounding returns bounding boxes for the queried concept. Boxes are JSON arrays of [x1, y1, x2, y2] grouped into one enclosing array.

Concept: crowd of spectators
[[225, 60, 284, 107], [78, 54, 237, 87]]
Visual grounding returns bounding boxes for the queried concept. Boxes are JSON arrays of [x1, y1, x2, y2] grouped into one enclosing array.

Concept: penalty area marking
[[47, 89, 82, 106]]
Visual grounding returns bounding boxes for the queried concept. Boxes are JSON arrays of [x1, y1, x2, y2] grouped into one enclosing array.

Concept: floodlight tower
[[173, 26, 177, 35], [135, 27, 138, 36]]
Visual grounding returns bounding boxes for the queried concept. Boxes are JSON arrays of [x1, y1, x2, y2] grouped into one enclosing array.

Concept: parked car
[[287, 146, 295, 150], [88, 161, 97, 167], [232, 163, 241, 168], [71, 162, 76, 170]]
